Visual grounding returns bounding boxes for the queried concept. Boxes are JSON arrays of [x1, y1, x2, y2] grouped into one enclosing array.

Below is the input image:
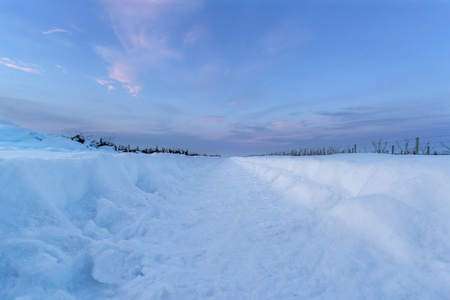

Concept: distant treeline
[[65, 133, 220, 157], [250, 147, 355, 157], [250, 138, 450, 157]]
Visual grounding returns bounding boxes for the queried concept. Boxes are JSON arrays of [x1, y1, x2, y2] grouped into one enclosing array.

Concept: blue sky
[[1, 0, 449, 155]]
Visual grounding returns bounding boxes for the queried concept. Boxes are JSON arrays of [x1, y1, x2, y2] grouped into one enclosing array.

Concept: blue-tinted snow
[[1, 122, 450, 299]]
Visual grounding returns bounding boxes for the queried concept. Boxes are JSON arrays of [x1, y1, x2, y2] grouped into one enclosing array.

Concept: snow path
[[118, 158, 308, 299], [1, 150, 450, 299]]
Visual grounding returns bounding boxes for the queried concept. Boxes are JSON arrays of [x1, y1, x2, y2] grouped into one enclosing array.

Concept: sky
[[1, 0, 449, 156]]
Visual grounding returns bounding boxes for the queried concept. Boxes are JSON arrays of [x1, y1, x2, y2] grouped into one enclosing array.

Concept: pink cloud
[[124, 84, 141, 96], [0, 58, 42, 74], [272, 122, 303, 129], [107, 61, 135, 83], [99, 0, 199, 54], [205, 117, 224, 125], [96, 0, 201, 96], [94, 47, 142, 95], [95, 79, 115, 92], [86, 75, 115, 92], [107, 61, 142, 96], [42, 27, 69, 35]]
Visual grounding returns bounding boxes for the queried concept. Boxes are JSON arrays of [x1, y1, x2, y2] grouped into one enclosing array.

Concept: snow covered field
[[1, 122, 450, 299]]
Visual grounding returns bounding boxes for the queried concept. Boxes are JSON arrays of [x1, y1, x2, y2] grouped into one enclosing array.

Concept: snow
[[1, 121, 450, 299]]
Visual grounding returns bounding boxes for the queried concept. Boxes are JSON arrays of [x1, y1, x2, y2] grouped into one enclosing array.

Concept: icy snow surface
[[1, 121, 450, 299]]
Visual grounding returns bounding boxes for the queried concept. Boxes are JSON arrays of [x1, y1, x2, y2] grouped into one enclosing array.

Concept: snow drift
[[1, 121, 450, 299]]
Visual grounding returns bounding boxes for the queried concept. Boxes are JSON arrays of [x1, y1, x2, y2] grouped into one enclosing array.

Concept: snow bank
[[233, 155, 450, 297], [233, 154, 450, 214], [0, 121, 91, 152], [1, 123, 450, 299], [0, 150, 220, 299]]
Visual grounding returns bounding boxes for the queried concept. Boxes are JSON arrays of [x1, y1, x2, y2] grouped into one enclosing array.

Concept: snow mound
[[233, 155, 450, 265], [0, 121, 90, 152], [1, 123, 450, 299]]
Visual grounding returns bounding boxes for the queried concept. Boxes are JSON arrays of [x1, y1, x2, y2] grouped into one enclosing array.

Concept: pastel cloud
[[55, 64, 67, 74], [96, 0, 201, 95], [124, 85, 141, 96], [42, 27, 70, 35], [272, 121, 303, 129], [234, 138, 265, 144], [261, 21, 308, 54], [0, 58, 42, 74], [225, 97, 450, 149], [86, 75, 115, 92], [181, 117, 227, 140], [183, 27, 205, 47], [100, 0, 200, 50], [198, 117, 224, 126], [95, 47, 141, 95]]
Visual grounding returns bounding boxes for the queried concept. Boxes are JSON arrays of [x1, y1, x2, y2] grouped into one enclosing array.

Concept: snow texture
[[1, 121, 450, 299]]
